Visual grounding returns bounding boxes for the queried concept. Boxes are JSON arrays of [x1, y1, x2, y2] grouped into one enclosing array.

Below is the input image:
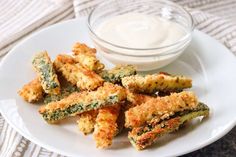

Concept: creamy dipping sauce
[[91, 13, 191, 71], [96, 13, 186, 49]]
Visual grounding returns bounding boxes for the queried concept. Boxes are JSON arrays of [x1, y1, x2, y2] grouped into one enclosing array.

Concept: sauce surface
[[96, 13, 186, 49]]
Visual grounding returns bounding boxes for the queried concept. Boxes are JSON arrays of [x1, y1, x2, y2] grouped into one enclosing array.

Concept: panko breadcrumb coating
[[93, 104, 121, 148], [125, 91, 198, 128], [53, 54, 75, 71], [32, 51, 60, 94], [44, 83, 79, 104], [126, 90, 154, 108], [122, 73, 192, 94], [72, 42, 104, 72], [72, 42, 96, 55], [54, 55, 104, 90], [128, 103, 209, 150], [77, 110, 98, 135], [39, 83, 126, 123], [18, 78, 44, 103], [99, 65, 136, 84]]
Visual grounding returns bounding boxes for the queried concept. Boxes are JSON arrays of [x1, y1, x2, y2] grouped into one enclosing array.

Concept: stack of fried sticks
[[18, 43, 209, 150]]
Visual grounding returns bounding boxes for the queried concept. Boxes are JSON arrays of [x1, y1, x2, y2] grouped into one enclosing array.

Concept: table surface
[[184, 127, 236, 157]]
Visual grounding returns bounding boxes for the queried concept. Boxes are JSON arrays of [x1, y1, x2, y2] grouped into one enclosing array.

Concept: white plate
[[0, 18, 236, 157]]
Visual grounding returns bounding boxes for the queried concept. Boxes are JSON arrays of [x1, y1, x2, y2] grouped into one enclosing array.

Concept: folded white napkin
[[0, 0, 236, 157], [0, 0, 74, 56]]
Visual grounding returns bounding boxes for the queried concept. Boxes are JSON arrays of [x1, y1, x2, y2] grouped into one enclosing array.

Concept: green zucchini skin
[[32, 51, 60, 94], [100, 65, 136, 84], [44, 84, 79, 104], [128, 103, 209, 150], [39, 83, 126, 123], [122, 73, 192, 94]]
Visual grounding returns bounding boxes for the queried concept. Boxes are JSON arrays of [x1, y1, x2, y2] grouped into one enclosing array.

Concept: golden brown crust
[[122, 73, 192, 94], [54, 55, 104, 90], [53, 54, 75, 71], [125, 91, 198, 128], [38, 91, 85, 113], [128, 103, 209, 150], [77, 110, 98, 135], [126, 90, 154, 108], [39, 82, 126, 115], [72, 42, 96, 55], [129, 117, 181, 150], [18, 78, 44, 103], [93, 104, 121, 148], [72, 42, 104, 72]]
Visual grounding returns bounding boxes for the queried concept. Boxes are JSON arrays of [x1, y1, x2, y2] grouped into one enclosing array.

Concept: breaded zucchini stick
[[122, 73, 192, 94], [44, 84, 79, 104], [99, 65, 136, 84], [77, 110, 98, 135], [53, 54, 75, 71], [18, 78, 44, 103], [128, 103, 209, 150], [93, 104, 121, 148], [126, 90, 154, 107], [54, 55, 104, 90], [39, 83, 126, 123], [72, 42, 104, 72], [125, 91, 198, 128], [32, 51, 60, 94], [115, 92, 154, 133]]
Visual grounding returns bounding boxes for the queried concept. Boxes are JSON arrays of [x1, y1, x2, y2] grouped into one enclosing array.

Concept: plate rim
[[0, 17, 236, 157]]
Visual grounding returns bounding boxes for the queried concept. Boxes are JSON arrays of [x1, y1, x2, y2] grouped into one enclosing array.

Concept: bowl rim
[[87, 0, 194, 52]]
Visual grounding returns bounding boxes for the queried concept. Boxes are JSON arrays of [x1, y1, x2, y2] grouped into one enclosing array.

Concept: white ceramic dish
[[0, 18, 236, 157]]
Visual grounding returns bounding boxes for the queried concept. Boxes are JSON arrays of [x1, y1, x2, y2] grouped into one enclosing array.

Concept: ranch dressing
[[95, 13, 186, 49]]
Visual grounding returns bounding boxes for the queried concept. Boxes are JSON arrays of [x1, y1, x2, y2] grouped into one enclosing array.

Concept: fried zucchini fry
[[126, 90, 154, 107], [18, 78, 44, 103], [72, 42, 104, 72], [93, 104, 121, 148], [53, 54, 75, 71], [128, 103, 209, 150], [54, 55, 104, 90], [39, 83, 126, 123], [125, 91, 198, 128], [77, 110, 98, 135], [32, 51, 60, 94], [44, 84, 79, 104], [99, 65, 136, 84], [72, 42, 96, 55], [122, 73, 192, 94]]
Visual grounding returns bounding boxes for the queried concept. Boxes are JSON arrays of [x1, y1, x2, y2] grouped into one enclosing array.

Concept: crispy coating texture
[[72, 42, 104, 72], [53, 54, 75, 70], [99, 65, 136, 84], [122, 73, 192, 94], [77, 110, 98, 135], [128, 103, 209, 150], [126, 90, 154, 108], [18, 78, 44, 103], [93, 104, 121, 148], [39, 83, 126, 123], [72, 42, 96, 55], [125, 91, 198, 128], [54, 55, 104, 90], [32, 51, 60, 94], [44, 83, 79, 104]]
